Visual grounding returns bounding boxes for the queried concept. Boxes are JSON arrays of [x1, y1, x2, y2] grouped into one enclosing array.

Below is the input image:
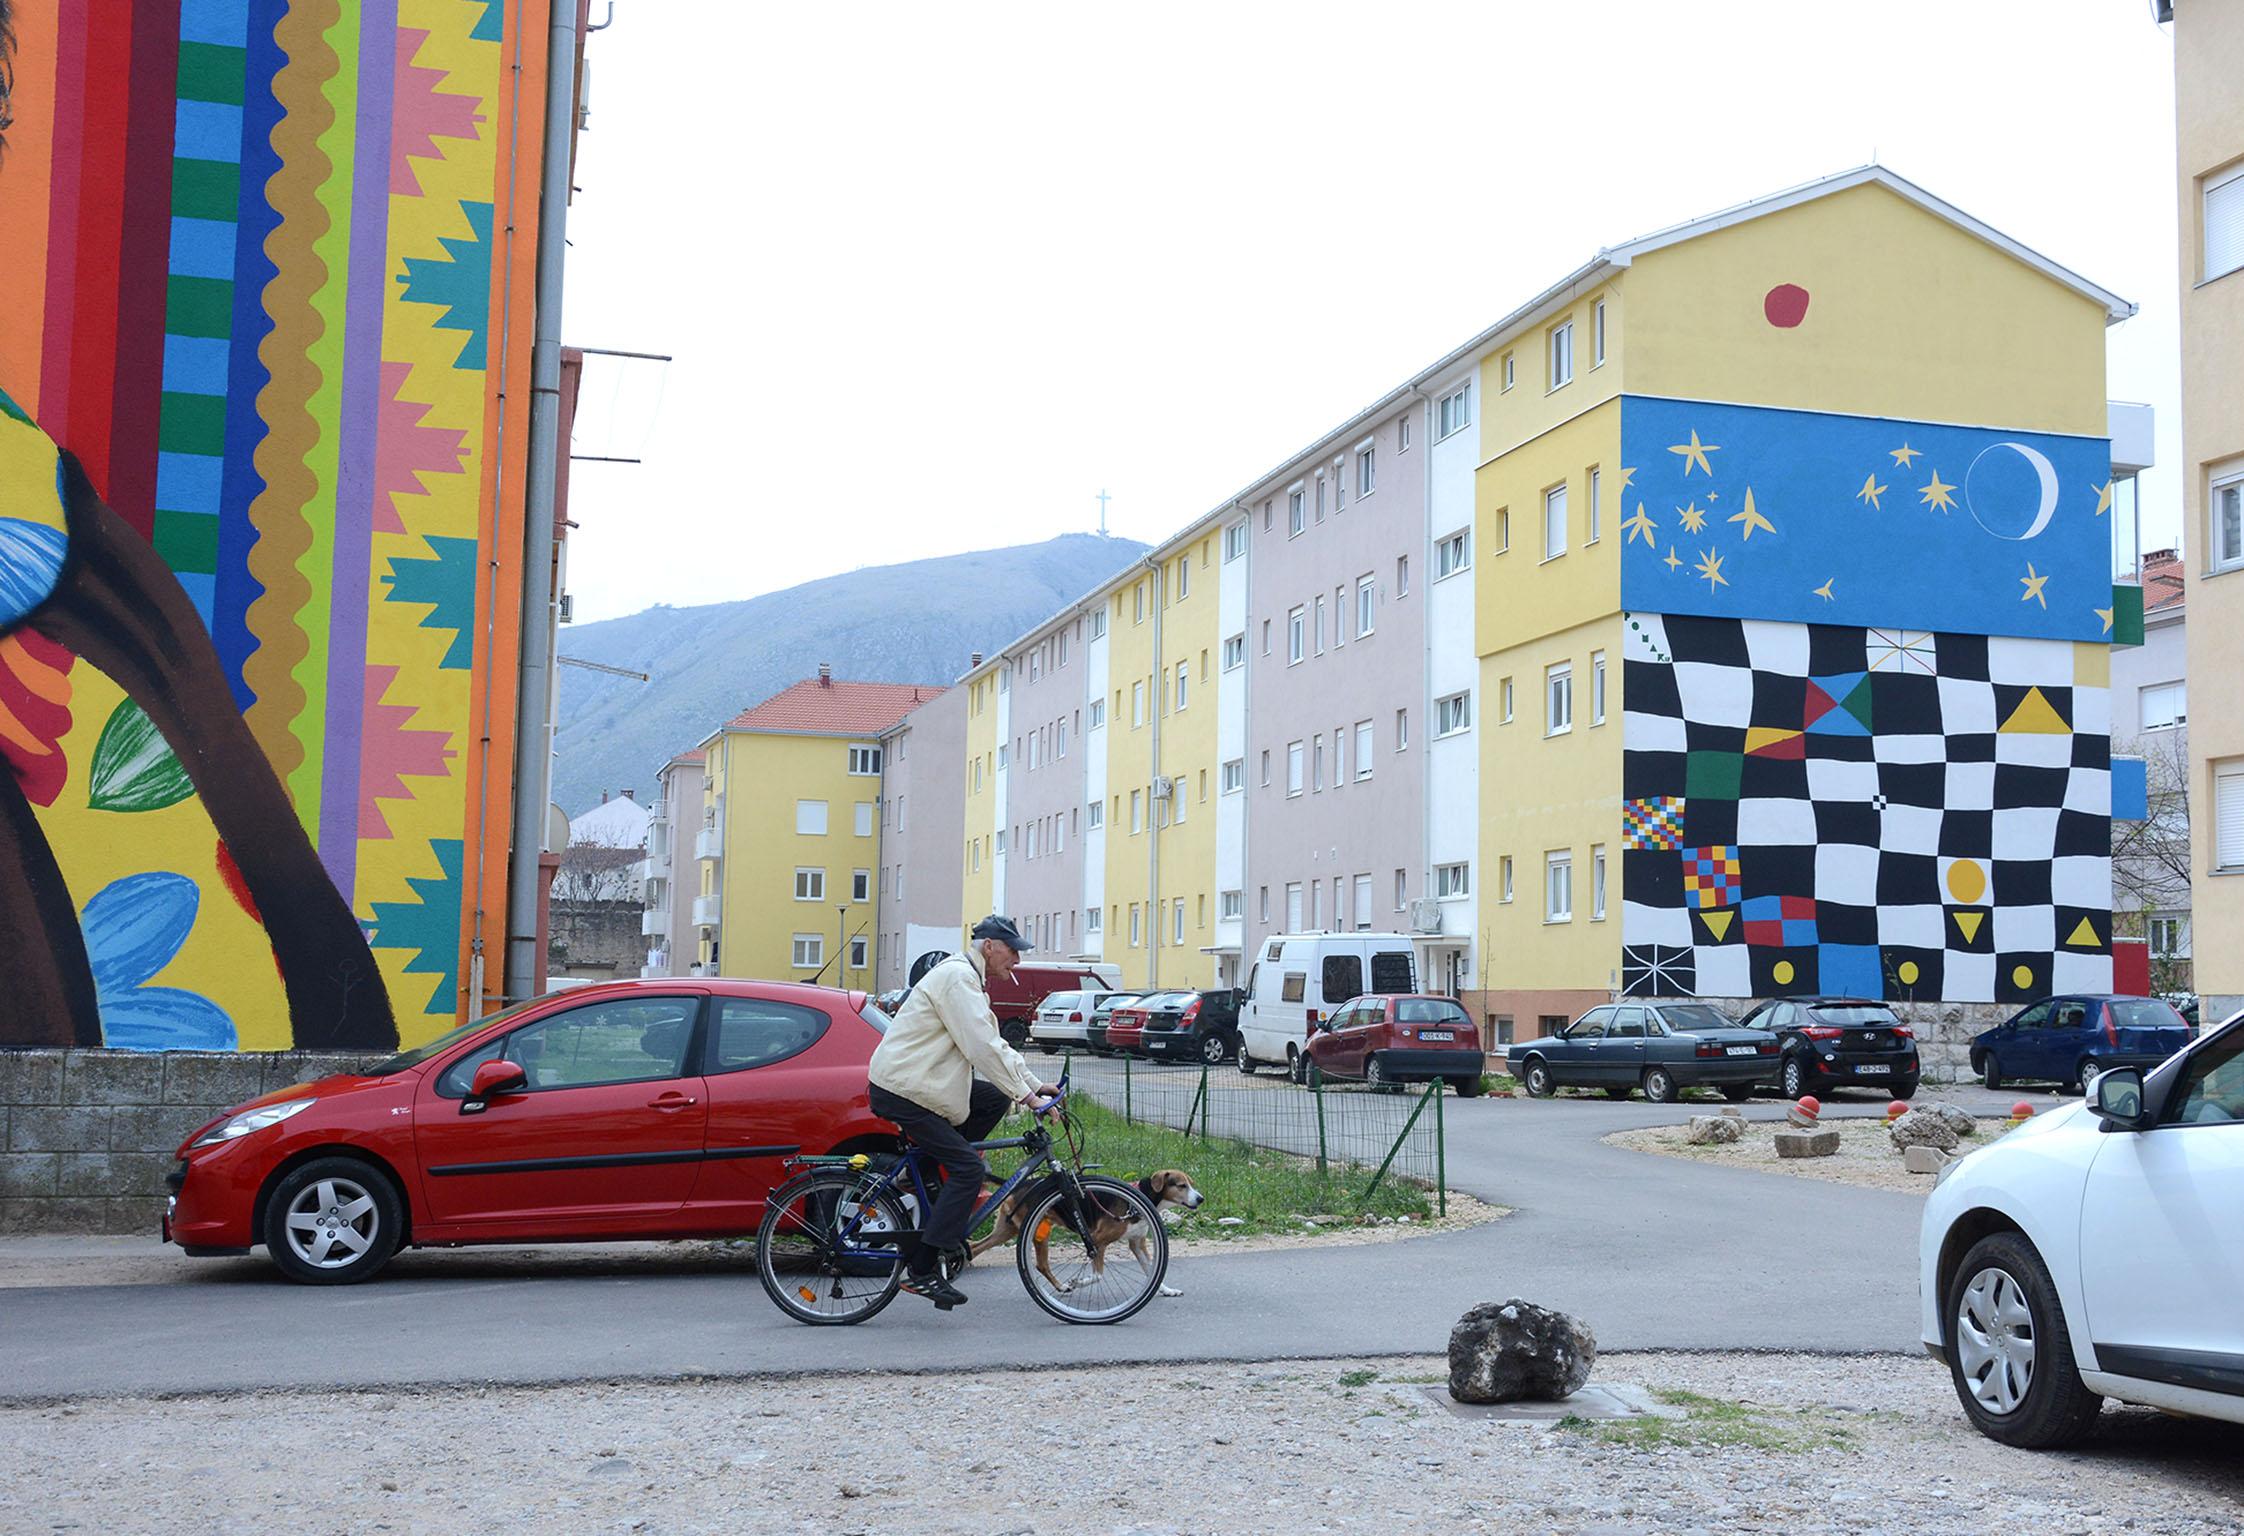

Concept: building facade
[[2111, 550, 2190, 990], [637, 749, 702, 977], [877, 685, 969, 991]]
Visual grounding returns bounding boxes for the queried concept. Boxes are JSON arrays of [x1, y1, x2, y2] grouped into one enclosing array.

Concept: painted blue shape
[[469, 0, 505, 40], [168, 216, 239, 280], [381, 535, 479, 669], [368, 839, 466, 1015], [1805, 674, 1871, 735], [1817, 944, 1885, 998], [396, 201, 493, 369], [162, 333, 231, 395], [0, 518, 67, 628], [179, 0, 252, 45], [2112, 754, 2149, 822], [79, 873, 240, 1051], [175, 569, 218, 624], [1619, 395, 2112, 642], [172, 100, 245, 163], [155, 451, 224, 514], [99, 989, 238, 1051]]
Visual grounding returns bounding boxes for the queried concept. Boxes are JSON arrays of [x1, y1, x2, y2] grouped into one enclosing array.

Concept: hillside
[[550, 533, 1148, 814]]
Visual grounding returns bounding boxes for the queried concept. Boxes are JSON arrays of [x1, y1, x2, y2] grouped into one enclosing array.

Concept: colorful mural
[[1621, 611, 2114, 1005], [0, 0, 546, 1050]]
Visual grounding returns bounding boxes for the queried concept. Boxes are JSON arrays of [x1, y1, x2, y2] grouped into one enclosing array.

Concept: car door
[[1312, 1001, 1358, 1076], [689, 994, 852, 1228], [2078, 1026, 2244, 1393], [413, 994, 708, 1230], [1555, 1009, 1610, 1086], [1606, 1007, 1651, 1082], [1995, 1001, 2053, 1080], [1338, 1000, 1386, 1076]]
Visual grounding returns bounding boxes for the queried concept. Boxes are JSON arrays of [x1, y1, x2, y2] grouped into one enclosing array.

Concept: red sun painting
[[1764, 283, 1811, 327]]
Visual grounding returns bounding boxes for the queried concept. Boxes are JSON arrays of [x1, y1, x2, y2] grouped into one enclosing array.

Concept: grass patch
[[1562, 1389, 1855, 1453], [1480, 1073, 1519, 1095], [1337, 1369, 1379, 1388], [986, 1097, 1432, 1238]]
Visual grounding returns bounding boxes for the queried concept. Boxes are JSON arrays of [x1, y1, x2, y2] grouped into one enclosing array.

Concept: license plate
[[1725, 1046, 1757, 1056], [1855, 1063, 1891, 1075], [1418, 1030, 1456, 1042]]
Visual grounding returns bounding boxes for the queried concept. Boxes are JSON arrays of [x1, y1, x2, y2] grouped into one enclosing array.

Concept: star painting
[[1694, 548, 1727, 589], [1857, 473, 1886, 510], [1622, 504, 1658, 546], [1669, 429, 1720, 477], [1919, 471, 1958, 514]]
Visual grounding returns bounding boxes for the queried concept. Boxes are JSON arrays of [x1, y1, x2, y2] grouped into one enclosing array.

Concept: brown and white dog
[[969, 1169, 1203, 1298]]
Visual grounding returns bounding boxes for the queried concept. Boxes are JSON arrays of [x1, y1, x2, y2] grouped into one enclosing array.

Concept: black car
[[1736, 996, 1921, 1100], [1506, 1002, 1778, 1103], [1135, 989, 1243, 1064]]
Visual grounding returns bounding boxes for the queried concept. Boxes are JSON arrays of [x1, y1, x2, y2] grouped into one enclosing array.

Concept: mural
[[0, 0, 543, 1050], [1621, 612, 2113, 1005]]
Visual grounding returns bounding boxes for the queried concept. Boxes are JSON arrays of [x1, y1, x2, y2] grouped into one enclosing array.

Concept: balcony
[[640, 962, 665, 979], [692, 893, 723, 927], [695, 826, 724, 862], [641, 907, 670, 938], [641, 847, 671, 880]]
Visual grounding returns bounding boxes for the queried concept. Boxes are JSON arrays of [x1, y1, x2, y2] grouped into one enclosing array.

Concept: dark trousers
[[868, 1079, 1011, 1271]]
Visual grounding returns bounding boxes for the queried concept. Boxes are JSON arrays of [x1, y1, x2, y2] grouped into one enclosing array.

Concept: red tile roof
[[664, 747, 705, 768], [723, 678, 946, 738], [2141, 549, 2185, 613]]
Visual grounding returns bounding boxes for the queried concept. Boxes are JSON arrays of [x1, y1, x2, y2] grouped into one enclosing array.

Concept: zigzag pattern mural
[[0, 0, 544, 1049]]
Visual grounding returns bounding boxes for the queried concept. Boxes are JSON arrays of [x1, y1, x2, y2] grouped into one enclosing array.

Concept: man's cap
[[972, 914, 1032, 953]]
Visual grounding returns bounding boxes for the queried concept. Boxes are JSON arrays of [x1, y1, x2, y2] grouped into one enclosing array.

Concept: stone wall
[[548, 900, 647, 981], [1, 1050, 386, 1235]]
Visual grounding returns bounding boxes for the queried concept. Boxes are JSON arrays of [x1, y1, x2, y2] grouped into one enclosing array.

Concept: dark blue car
[[1969, 995, 2194, 1093]]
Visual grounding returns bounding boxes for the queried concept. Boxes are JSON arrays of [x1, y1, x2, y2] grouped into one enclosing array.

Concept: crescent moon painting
[[1965, 441, 2060, 541]]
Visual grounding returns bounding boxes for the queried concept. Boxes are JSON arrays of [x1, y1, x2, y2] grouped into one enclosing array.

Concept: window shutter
[[2218, 770, 2244, 870], [2208, 171, 2244, 281]]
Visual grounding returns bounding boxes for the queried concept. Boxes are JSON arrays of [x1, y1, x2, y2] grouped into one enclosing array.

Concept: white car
[[1920, 1009, 2244, 1446], [1028, 990, 1127, 1053]]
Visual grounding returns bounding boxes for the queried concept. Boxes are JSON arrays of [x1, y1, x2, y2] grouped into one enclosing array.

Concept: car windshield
[[362, 996, 549, 1075], [1659, 1004, 1738, 1035], [1137, 991, 1193, 1009], [1043, 992, 1081, 1011], [1099, 995, 1143, 1013], [1397, 999, 1470, 1025], [1808, 1005, 1899, 1027], [2107, 999, 2186, 1030]]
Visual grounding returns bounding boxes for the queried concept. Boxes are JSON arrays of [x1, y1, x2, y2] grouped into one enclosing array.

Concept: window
[[1592, 298, 1607, 366], [1396, 554, 1409, 596], [1259, 886, 1270, 922], [852, 868, 871, 903], [1314, 595, 1326, 655], [1287, 740, 1305, 796], [796, 800, 828, 835], [2148, 914, 2188, 956], [1091, 607, 1107, 639], [1176, 660, 1189, 710], [1057, 719, 1068, 758], [1285, 883, 1304, 931], [1547, 662, 1573, 735], [1223, 634, 1245, 671], [1220, 889, 1243, 921], [1129, 904, 1142, 946], [1289, 486, 1306, 536], [1436, 529, 1470, 579], [1134, 582, 1146, 623], [2207, 161, 2244, 282], [1176, 556, 1190, 599], [1308, 881, 1321, 929], [1056, 630, 1068, 666], [1288, 607, 1306, 664], [1225, 521, 1247, 561], [1499, 856, 1513, 903], [895, 795, 905, 830], [794, 868, 825, 901], [1545, 850, 1573, 921], [791, 934, 824, 969], [995, 829, 1007, 856], [1500, 353, 1516, 392], [848, 935, 868, 970], [1548, 321, 1573, 389], [847, 745, 881, 775], [1437, 692, 1471, 736], [970, 838, 980, 872], [1394, 869, 1407, 911], [1395, 707, 1408, 751], [440, 997, 700, 1096], [1351, 873, 1373, 931], [1438, 382, 1471, 437], [710, 998, 828, 1073], [1260, 749, 1271, 785], [1354, 719, 1374, 779], [1398, 414, 1411, 452], [1356, 575, 1375, 637], [1173, 902, 1185, 944], [854, 802, 874, 837], [2142, 681, 2188, 731], [1221, 758, 1244, 794], [1315, 475, 1326, 521], [1132, 679, 1145, 726], [1198, 767, 1208, 802], [1499, 677, 1514, 723], [2215, 761, 2244, 871], [1588, 468, 1602, 543], [997, 743, 1010, 770], [1086, 905, 1102, 933], [1129, 789, 1143, 833], [1435, 862, 1470, 899], [1543, 481, 1568, 560], [1312, 735, 1325, 792], [2215, 465, 2244, 572], [1088, 798, 1103, 830], [1592, 651, 1607, 725], [1592, 844, 1608, 921], [1356, 444, 1376, 496], [1090, 697, 1105, 729]]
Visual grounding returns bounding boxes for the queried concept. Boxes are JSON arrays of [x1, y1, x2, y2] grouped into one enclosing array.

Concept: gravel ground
[[1605, 1108, 2017, 1194], [10, 1351, 2240, 1535]]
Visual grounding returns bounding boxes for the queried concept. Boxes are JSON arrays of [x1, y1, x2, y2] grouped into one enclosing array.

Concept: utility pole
[[1096, 489, 1110, 537], [837, 904, 847, 981]]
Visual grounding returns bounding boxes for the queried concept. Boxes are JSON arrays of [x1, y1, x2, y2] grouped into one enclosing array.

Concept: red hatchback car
[[1305, 994, 1487, 1095], [164, 978, 895, 1284]]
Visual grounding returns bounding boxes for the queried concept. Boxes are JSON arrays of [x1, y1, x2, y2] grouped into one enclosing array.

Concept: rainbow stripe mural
[[0, 0, 550, 1050]]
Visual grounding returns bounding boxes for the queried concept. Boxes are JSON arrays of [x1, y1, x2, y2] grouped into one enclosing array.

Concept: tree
[[2110, 729, 2192, 993]]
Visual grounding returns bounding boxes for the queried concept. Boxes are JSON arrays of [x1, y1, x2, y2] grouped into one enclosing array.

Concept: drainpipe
[[1232, 499, 1251, 990], [1410, 383, 1440, 992], [1145, 554, 1164, 989], [502, 0, 582, 1005]]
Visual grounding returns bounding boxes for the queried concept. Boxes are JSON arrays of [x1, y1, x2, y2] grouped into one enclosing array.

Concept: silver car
[[1030, 990, 1129, 1053]]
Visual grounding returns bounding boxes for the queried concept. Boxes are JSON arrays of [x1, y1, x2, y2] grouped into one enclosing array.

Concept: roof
[[2141, 549, 2185, 613], [716, 678, 946, 739]]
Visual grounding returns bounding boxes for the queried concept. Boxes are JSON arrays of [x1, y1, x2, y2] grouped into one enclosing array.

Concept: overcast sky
[[557, 0, 2183, 624]]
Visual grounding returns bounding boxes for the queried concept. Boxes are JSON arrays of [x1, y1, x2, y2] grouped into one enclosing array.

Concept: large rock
[[1449, 1299, 1597, 1404], [1773, 1127, 1840, 1158], [1930, 1104, 1976, 1138], [1903, 1144, 1952, 1174], [1889, 1108, 1960, 1153], [1686, 1114, 1744, 1145]]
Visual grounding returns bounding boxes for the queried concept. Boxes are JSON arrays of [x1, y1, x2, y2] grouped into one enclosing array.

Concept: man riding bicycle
[[867, 914, 1058, 1308]]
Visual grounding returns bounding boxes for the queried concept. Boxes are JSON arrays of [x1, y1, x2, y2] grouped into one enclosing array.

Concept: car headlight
[[190, 1098, 315, 1147]]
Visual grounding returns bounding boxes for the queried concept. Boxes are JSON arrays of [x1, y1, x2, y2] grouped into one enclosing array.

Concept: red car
[[164, 978, 895, 1284], [1305, 994, 1487, 1095], [1101, 993, 1180, 1057]]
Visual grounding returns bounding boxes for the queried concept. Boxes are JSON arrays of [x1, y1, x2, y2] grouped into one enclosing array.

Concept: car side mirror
[[463, 1058, 527, 1113], [2090, 1067, 2147, 1131]]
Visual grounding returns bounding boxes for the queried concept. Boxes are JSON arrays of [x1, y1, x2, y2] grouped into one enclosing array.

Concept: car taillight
[[1069, 1012, 1083, 1023], [1893, 1025, 1913, 1039], [1800, 1025, 1844, 1041], [1183, 999, 1202, 1023], [1759, 1042, 1778, 1054], [1695, 1041, 1720, 1058]]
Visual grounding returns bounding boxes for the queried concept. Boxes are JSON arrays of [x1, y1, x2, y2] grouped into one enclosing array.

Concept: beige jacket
[[867, 945, 1043, 1124]]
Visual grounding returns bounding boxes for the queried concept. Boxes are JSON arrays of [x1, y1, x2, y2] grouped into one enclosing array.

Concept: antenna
[[1095, 489, 1110, 537]]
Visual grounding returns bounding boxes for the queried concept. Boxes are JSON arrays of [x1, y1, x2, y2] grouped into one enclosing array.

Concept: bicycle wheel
[[757, 1171, 907, 1325], [1015, 1174, 1168, 1325]]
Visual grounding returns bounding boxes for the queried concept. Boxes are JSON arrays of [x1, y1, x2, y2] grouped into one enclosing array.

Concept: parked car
[[1506, 1002, 1778, 1103], [871, 989, 909, 1016], [1306, 994, 1486, 1095], [1968, 995, 2194, 1093], [1239, 932, 1419, 1078], [1083, 991, 1145, 1054], [1735, 995, 1921, 1100], [1102, 992, 1187, 1057], [976, 960, 1123, 1048], [1028, 989, 1129, 1053], [162, 979, 895, 1285], [1920, 1008, 2244, 1448], [1139, 989, 1244, 1065]]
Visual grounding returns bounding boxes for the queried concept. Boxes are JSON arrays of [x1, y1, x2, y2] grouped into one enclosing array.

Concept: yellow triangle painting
[[1953, 910, 1985, 944], [2000, 686, 2070, 735], [1703, 910, 1735, 943], [1744, 726, 1804, 756], [2066, 916, 2102, 948]]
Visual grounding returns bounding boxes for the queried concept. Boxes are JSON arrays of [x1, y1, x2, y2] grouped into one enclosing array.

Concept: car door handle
[[648, 1092, 698, 1110]]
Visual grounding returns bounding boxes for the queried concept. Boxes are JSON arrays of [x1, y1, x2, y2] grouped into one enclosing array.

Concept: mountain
[[549, 533, 1150, 815]]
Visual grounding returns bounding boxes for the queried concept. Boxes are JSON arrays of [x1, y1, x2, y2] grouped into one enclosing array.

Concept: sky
[[557, 0, 2184, 624]]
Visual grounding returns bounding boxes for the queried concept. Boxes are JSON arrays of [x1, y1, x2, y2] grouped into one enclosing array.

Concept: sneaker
[[899, 1272, 970, 1310]]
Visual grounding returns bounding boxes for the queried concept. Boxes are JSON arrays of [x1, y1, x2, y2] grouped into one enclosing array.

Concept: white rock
[[1903, 1144, 1951, 1175], [1687, 1114, 1744, 1145]]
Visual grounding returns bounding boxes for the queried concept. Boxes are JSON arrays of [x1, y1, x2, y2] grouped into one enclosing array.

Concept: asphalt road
[[0, 1079, 2064, 1401]]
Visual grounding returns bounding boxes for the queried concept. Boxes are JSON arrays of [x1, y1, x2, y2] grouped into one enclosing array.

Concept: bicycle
[[755, 1078, 1169, 1326]]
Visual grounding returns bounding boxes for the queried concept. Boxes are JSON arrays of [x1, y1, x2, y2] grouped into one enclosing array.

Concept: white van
[[1238, 932, 1419, 1081]]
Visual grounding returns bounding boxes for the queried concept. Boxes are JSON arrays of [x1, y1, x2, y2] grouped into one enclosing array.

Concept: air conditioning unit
[[557, 592, 574, 624], [1409, 898, 1443, 934], [1150, 775, 1174, 800]]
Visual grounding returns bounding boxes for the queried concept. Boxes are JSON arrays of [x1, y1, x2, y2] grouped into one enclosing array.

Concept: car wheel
[[262, 1157, 404, 1285], [1200, 1031, 1228, 1066], [1454, 1075, 1486, 1099], [1720, 1083, 1755, 1103], [1641, 1066, 1679, 1104], [1521, 1058, 1554, 1098], [1892, 1080, 1919, 1101], [1980, 1054, 2003, 1091], [1288, 1049, 1308, 1086], [2068, 1057, 2096, 1097], [1946, 1231, 2103, 1448], [1780, 1054, 1808, 1099], [1365, 1054, 1399, 1094], [1237, 1048, 1256, 1076]]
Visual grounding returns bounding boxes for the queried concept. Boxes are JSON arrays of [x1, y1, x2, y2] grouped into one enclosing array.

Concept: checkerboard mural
[[1620, 613, 2113, 1004]]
